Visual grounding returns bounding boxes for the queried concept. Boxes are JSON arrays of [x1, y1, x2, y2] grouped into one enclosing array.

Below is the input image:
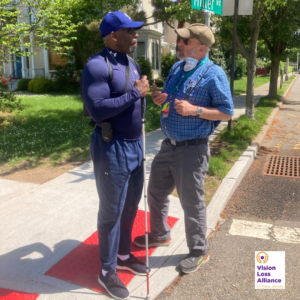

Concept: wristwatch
[[196, 106, 203, 117]]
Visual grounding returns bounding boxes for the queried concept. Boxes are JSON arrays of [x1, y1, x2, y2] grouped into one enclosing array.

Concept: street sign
[[192, 0, 223, 15], [191, 0, 253, 16]]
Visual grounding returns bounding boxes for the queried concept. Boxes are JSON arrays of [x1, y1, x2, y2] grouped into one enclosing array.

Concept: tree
[[218, 0, 266, 119], [259, 0, 300, 98], [0, 0, 81, 65], [0, 0, 138, 68]]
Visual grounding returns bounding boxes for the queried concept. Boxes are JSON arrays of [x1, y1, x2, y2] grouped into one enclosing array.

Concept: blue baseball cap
[[100, 11, 144, 37]]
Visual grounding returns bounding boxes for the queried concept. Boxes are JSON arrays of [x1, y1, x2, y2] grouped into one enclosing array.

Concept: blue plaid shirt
[[161, 57, 234, 142]]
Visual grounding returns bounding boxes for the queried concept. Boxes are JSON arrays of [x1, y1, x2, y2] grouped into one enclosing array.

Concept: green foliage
[[0, 0, 81, 63], [0, 91, 21, 112], [0, 76, 10, 91], [0, 0, 138, 64], [151, 0, 204, 27], [210, 47, 228, 74], [28, 77, 52, 93], [17, 78, 31, 91], [233, 54, 247, 80], [256, 58, 265, 70], [137, 58, 153, 84], [50, 63, 80, 93], [154, 78, 165, 87], [72, 20, 105, 69], [161, 53, 176, 78]]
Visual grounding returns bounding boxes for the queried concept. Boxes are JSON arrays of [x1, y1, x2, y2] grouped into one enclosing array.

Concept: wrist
[[196, 106, 203, 117]]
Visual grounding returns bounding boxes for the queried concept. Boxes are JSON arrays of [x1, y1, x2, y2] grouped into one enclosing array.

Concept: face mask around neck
[[184, 57, 198, 72]]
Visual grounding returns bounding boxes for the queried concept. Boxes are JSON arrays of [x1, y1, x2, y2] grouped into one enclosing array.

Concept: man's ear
[[110, 32, 118, 42]]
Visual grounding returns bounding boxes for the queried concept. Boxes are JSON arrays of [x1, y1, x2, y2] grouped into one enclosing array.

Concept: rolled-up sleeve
[[209, 68, 234, 116]]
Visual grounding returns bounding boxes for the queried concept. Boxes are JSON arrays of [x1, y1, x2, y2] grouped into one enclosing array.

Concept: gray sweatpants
[[148, 138, 210, 255]]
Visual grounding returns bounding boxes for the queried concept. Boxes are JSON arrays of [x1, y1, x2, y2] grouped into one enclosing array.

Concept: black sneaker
[[178, 253, 210, 274], [134, 234, 171, 248], [98, 270, 129, 300], [117, 253, 149, 276]]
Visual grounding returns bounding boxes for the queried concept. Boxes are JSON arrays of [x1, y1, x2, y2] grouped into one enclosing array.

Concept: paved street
[[156, 76, 300, 300]]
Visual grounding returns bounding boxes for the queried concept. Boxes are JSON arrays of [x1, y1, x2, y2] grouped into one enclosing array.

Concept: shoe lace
[[129, 254, 143, 264], [107, 271, 120, 283], [185, 256, 196, 263]]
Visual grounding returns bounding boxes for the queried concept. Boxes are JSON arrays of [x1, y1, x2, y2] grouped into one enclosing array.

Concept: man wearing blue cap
[[82, 11, 150, 300]]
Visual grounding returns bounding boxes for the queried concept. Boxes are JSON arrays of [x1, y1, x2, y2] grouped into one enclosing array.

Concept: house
[[130, 0, 177, 79], [1, 0, 177, 88]]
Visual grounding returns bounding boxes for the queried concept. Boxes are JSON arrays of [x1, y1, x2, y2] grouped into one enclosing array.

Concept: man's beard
[[176, 46, 185, 60], [128, 39, 138, 54]]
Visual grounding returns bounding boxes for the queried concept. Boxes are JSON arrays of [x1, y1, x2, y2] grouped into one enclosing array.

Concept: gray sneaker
[[134, 234, 171, 248], [98, 270, 129, 300], [178, 253, 210, 274]]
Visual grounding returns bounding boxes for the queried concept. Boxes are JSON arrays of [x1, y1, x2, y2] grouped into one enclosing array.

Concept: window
[[152, 40, 160, 70], [138, 0, 143, 12], [137, 42, 145, 59]]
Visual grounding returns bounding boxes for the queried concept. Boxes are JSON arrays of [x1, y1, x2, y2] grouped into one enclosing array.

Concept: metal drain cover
[[263, 155, 300, 178]]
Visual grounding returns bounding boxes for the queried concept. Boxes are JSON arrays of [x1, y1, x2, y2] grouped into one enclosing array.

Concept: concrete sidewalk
[[0, 79, 288, 299]]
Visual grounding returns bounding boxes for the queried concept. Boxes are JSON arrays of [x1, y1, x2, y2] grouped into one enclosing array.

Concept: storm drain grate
[[263, 155, 300, 178]]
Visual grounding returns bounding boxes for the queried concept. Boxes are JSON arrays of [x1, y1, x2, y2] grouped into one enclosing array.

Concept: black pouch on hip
[[101, 120, 113, 143]]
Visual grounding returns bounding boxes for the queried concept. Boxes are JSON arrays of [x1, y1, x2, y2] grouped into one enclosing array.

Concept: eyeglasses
[[181, 38, 200, 46]]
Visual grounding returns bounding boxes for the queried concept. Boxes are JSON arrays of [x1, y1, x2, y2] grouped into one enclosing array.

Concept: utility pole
[[285, 56, 289, 81], [297, 51, 299, 73], [204, 10, 211, 27], [228, 0, 239, 131]]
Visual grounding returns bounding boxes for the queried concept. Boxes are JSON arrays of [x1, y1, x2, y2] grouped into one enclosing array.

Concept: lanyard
[[161, 57, 209, 116], [170, 56, 208, 96]]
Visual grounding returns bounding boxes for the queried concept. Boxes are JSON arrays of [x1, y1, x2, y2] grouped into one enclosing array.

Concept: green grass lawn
[[0, 94, 161, 168], [233, 75, 271, 95], [0, 73, 295, 170]]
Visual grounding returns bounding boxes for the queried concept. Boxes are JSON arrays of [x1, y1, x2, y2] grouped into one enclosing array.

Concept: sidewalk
[[0, 78, 294, 299]]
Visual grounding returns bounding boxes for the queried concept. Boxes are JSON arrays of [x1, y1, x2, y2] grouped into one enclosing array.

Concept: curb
[[206, 75, 297, 238]]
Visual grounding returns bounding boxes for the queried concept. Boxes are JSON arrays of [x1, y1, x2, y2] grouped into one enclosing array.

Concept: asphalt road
[[155, 76, 300, 300]]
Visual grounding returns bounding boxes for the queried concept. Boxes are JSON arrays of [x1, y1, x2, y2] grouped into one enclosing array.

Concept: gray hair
[[198, 40, 210, 54]]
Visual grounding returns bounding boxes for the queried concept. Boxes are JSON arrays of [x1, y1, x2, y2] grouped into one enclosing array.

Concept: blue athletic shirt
[[161, 57, 234, 142], [82, 48, 143, 141]]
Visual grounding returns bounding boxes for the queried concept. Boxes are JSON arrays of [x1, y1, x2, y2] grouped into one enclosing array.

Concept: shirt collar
[[105, 47, 128, 63]]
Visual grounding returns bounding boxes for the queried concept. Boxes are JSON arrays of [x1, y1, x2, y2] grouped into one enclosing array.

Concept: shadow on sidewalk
[[0, 240, 98, 295]]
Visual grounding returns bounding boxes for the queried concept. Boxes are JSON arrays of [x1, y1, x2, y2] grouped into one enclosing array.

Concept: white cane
[[141, 96, 150, 299]]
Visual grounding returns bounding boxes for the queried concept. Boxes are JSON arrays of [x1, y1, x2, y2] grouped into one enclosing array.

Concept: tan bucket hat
[[175, 23, 215, 47]]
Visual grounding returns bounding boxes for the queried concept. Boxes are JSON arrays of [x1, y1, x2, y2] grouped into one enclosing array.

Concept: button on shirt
[[161, 57, 234, 142]]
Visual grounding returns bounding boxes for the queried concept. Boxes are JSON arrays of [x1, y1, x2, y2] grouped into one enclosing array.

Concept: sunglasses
[[119, 28, 136, 34]]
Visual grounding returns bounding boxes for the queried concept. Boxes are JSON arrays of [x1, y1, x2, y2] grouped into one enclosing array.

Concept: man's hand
[[152, 83, 168, 106], [134, 76, 150, 97], [174, 99, 197, 116]]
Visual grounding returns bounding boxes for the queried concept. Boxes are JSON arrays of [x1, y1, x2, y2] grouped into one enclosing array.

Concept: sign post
[[228, 0, 239, 131]]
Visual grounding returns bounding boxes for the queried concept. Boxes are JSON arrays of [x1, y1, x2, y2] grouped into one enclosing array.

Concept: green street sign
[[191, 0, 223, 16]]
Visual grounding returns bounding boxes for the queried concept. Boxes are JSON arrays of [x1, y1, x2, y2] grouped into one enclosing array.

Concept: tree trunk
[[175, 20, 185, 61], [245, 50, 257, 119], [244, 0, 265, 119], [269, 59, 280, 98]]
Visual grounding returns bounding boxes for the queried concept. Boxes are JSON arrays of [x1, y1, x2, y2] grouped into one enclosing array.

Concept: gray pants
[[148, 138, 210, 255]]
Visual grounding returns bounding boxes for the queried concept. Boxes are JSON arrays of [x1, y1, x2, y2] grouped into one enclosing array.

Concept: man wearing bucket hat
[[134, 24, 234, 274], [82, 11, 150, 300]]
